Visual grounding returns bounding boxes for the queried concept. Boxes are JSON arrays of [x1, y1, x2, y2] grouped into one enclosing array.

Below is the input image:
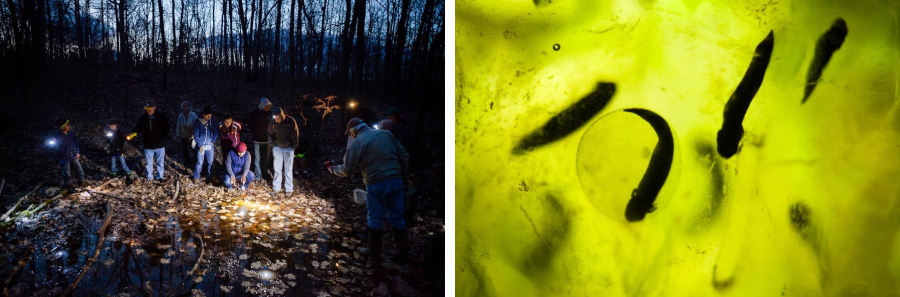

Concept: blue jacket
[[54, 131, 80, 163], [226, 150, 251, 178], [193, 118, 218, 147]]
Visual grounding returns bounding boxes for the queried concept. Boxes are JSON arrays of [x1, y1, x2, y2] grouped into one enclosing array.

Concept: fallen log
[[1, 183, 42, 221], [61, 202, 114, 296]]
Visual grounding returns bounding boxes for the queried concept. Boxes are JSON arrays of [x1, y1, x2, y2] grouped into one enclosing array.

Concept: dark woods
[[0, 0, 445, 107]]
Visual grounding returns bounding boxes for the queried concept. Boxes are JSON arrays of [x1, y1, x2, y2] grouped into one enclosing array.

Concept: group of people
[[51, 99, 304, 195], [49, 98, 432, 276]]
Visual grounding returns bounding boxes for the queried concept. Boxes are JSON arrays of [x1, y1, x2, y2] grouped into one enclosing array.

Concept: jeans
[[253, 142, 272, 179], [272, 146, 294, 193], [194, 144, 214, 179], [180, 138, 194, 167], [144, 148, 165, 180], [365, 179, 406, 230], [225, 171, 255, 190], [60, 159, 85, 182], [110, 155, 130, 174]]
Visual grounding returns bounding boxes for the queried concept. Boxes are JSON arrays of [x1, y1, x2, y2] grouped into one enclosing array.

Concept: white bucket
[[352, 189, 367, 205]]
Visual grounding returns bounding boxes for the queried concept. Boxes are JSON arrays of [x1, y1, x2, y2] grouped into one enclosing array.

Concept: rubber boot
[[366, 228, 385, 279], [392, 227, 409, 264]]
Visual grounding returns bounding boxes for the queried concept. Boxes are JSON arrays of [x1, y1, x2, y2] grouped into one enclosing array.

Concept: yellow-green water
[[456, 0, 900, 295]]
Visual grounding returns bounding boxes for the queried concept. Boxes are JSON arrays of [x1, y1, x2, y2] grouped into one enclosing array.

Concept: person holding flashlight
[[225, 142, 254, 191], [130, 101, 171, 181], [106, 119, 131, 176], [52, 118, 85, 187]]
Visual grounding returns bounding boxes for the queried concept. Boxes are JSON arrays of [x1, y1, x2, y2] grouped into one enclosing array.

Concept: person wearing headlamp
[[106, 118, 131, 176], [267, 106, 299, 197], [325, 118, 410, 277], [52, 118, 85, 187]]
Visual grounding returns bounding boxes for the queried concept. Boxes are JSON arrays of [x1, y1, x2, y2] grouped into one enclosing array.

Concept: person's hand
[[76, 154, 80, 159], [324, 160, 333, 170], [199, 145, 205, 153], [240, 176, 246, 186]]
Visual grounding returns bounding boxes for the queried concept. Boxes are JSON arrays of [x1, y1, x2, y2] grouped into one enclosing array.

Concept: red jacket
[[219, 121, 242, 151]]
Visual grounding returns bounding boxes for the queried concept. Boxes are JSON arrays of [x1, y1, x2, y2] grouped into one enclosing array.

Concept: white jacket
[[176, 111, 198, 139]]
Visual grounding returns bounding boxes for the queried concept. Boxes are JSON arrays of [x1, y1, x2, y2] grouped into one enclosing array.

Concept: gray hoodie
[[330, 126, 409, 185]]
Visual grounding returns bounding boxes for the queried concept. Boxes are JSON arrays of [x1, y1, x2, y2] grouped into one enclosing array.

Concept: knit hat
[[273, 107, 285, 117], [107, 118, 119, 125], [345, 118, 365, 135], [236, 142, 247, 153], [56, 118, 69, 129], [258, 97, 272, 110], [202, 106, 213, 115], [385, 107, 401, 116]]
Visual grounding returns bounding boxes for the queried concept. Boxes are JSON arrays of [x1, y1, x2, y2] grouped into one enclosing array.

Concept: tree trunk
[[158, 0, 168, 90], [74, 0, 84, 60], [273, 0, 282, 83], [393, 0, 411, 101], [236, 0, 251, 81], [288, 0, 295, 78], [6, 0, 24, 75], [339, 0, 352, 87], [351, 0, 366, 91]]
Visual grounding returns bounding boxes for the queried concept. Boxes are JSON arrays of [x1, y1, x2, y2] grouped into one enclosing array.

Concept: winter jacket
[[390, 120, 433, 172], [193, 118, 218, 147], [131, 112, 171, 149], [226, 150, 252, 179], [249, 109, 271, 143], [330, 126, 409, 185], [54, 131, 80, 163], [268, 116, 299, 149], [109, 129, 127, 156], [176, 111, 198, 139], [218, 121, 242, 151]]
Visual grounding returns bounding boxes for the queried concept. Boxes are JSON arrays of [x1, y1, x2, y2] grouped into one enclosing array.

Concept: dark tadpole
[[533, 0, 553, 8], [512, 82, 616, 155], [790, 202, 812, 236], [803, 18, 848, 103], [623, 108, 674, 222], [712, 264, 735, 291], [717, 31, 774, 159]]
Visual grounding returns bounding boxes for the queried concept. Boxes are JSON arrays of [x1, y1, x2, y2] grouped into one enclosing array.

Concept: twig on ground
[[61, 202, 114, 296], [165, 234, 205, 297], [1, 183, 42, 221]]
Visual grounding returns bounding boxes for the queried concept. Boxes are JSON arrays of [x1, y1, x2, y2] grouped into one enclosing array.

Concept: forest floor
[[0, 67, 446, 296]]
